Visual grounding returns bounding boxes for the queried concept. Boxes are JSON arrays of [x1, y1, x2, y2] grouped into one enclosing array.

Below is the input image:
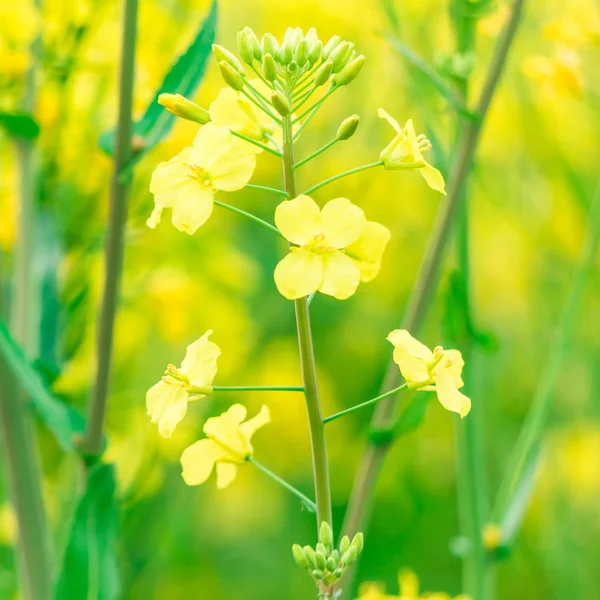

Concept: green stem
[[292, 86, 316, 112], [246, 183, 289, 197], [243, 77, 273, 105], [283, 115, 333, 529], [214, 200, 281, 236], [231, 130, 282, 157], [303, 161, 383, 196], [83, 0, 138, 459], [294, 138, 338, 170], [292, 85, 337, 123], [240, 88, 281, 123], [250, 63, 273, 89], [323, 383, 408, 424], [293, 104, 321, 141], [213, 385, 304, 392], [249, 457, 317, 512]]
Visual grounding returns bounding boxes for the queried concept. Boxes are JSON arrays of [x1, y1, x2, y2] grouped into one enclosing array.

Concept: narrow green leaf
[[0, 111, 40, 139], [99, 0, 218, 157], [53, 463, 120, 600], [0, 320, 84, 451]]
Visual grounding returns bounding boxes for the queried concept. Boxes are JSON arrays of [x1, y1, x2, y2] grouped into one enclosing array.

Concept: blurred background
[[1, 0, 599, 598]]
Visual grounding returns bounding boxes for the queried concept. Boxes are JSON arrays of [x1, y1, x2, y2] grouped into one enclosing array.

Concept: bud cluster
[[292, 522, 364, 594]]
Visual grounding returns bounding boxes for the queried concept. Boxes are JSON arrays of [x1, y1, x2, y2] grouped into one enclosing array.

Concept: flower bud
[[212, 44, 245, 75], [319, 521, 333, 546], [336, 114, 360, 140], [342, 546, 358, 566], [303, 545, 317, 568], [292, 544, 309, 568], [333, 55, 365, 86], [334, 568, 344, 579], [339, 535, 351, 554], [312, 569, 325, 580], [295, 39, 309, 66], [314, 60, 333, 87], [308, 40, 322, 65], [351, 531, 364, 554], [245, 27, 262, 60], [271, 91, 292, 116], [322, 35, 341, 59], [315, 551, 327, 570], [315, 542, 328, 557], [237, 30, 255, 65], [219, 61, 244, 91], [262, 53, 278, 82], [330, 41, 353, 73], [331, 549, 341, 562], [158, 93, 210, 124], [305, 27, 318, 47], [284, 26, 303, 52], [279, 41, 293, 65], [288, 61, 298, 75], [262, 33, 280, 58], [326, 557, 337, 572]]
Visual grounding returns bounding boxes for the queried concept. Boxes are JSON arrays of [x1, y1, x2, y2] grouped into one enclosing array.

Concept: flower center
[[187, 163, 212, 187], [162, 364, 190, 387], [305, 233, 335, 254]]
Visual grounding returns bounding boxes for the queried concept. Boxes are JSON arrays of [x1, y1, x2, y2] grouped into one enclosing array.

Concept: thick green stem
[[83, 0, 138, 458], [282, 115, 333, 529]]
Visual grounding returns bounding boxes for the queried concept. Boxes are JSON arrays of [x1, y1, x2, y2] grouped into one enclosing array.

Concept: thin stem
[[323, 384, 408, 424], [292, 86, 317, 112], [282, 115, 333, 529], [302, 161, 383, 196], [293, 104, 321, 141], [246, 183, 289, 198], [249, 457, 317, 512], [294, 138, 338, 170], [265, 133, 283, 154], [83, 0, 138, 459], [292, 85, 337, 124], [213, 385, 304, 392], [250, 63, 273, 88], [231, 130, 282, 157], [214, 200, 281, 236], [243, 77, 272, 105], [241, 88, 281, 124]]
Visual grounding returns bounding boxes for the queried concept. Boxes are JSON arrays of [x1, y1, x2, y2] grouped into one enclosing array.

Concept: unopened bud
[[315, 551, 327, 570], [339, 535, 351, 554], [303, 545, 317, 568], [326, 557, 337, 572], [219, 61, 244, 91], [305, 27, 318, 47], [342, 546, 358, 566], [319, 521, 333, 546], [330, 42, 353, 73], [314, 60, 333, 87], [336, 114, 360, 140], [279, 41, 293, 65], [262, 33, 279, 58], [333, 55, 365, 86], [312, 569, 325, 580], [288, 61, 298, 74], [334, 568, 344, 579], [351, 532, 364, 554], [308, 40, 322, 65], [262, 53, 278, 82], [212, 44, 245, 75], [158, 94, 210, 124], [331, 549, 341, 562], [315, 542, 328, 557], [237, 30, 254, 65], [271, 91, 292, 116], [292, 544, 308, 568], [295, 39, 309, 66], [284, 26, 303, 52], [245, 27, 262, 60], [322, 35, 341, 59]]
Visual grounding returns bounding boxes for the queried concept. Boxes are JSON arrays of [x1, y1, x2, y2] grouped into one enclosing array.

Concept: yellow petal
[[398, 568, 419, 597], [274, 248, 323, 300], [420, 162, 446, 194], [146, 380, 188, 438], [319, 251, 361, 300], [320, 198, 366, 249], [345, 221, 391, 282], [387, 329, 433, 386], [203, 404, 250, 459], [436, 369, 471, 418], [239, 405, 271, 443], [216, 462, 238, 489], [149, 147, 196, 210], [170, 183, 214, 235], [442, 349, 465, 387], [146, 206, 163, 229], [180, 439, 227, 486], [209, 88, 263, 141], [180, 330, 221, 387], [377, 107, 403, 134], [274, 195, 321, 245]]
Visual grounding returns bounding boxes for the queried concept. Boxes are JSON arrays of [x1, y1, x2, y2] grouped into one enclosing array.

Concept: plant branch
[[246, 183, 289, 197], [302, 161, 383, 196], [214, 200, 282, 236], [294, 138, 338, 170], [230, 130, 282, 157]]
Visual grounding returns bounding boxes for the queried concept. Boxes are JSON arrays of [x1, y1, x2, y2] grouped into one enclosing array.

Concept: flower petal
[[203, 404, 250, 459], [420, 162, 446, 194], [377, 107, 402, 134], [436, 369, 471, 418], [149, 147, 193, 207], [442, 349, 465, 387], [274, 248, 323, 300], [320, 198, 366, 249], [181, 330, 221, 387], [216, 462, 238, 489], [239, 405, 271, 443], [170, 183, 214, 235], [387, 329, 433, 386], [345, 221, 391, 282], [209, 88, 263, 141], [318, 251, 361, 300], [274, 195, 321, 245], [181, 439, 227, 486], [146, 380, 189, 438], [398, 569, 420, 597]]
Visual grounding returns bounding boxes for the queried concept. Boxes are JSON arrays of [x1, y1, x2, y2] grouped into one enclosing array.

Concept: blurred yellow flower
[[180, 404, 270, 488], [274, 195, 390, 300], [378, 108, 445, 194], [0, 1, 40, 77], [355, 582, 397, 600], [146, 330, 220, 438], [387, 329, 471, 418], [148, 124, 256, 234], [522, 48, 583, 97]]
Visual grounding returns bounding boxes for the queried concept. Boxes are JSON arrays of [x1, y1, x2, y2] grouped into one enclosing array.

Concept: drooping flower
[[180, 404, 270, 489], [378, 108, 445, 194], [387, 329, 471, 418], [274, 195, 390, 300], [146, 331, 220, 438], [147, 123, 256, 234]]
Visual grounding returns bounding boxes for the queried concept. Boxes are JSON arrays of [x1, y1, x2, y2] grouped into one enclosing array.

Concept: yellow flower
[[146, 330, 220, 438], [387, 330, 471, 418], [148, 124, 256, 234], [273, 195, 390, 300], [180, 404, 271, 489], [355, 583, 397, 600], [378, 108, 445, 194], [522, 48, 583, 96]]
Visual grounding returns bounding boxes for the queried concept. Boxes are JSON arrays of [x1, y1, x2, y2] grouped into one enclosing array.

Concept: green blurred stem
[[302, 161, 383, 196], [231, 131, 282, 157], [212, 385, 304, 392], [248, 458, 317, 512], [245, 183, 288, 197], [294, 138, 338, 169], [283, 115, 333, 529], [214, 200, 281, 236], [83, 0, 138, 459], [492, 177, 600, 525], [323, 384, 408, 424]]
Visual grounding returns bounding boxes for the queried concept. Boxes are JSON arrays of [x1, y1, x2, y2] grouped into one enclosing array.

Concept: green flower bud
[[305, 27, 318, 47], [326, 557, 337, 572], [336, 114, 360, 140], [308, 40, 323, 65], [284, 26, 303, 52], [330, 41, 353, 73], [333, 55, 365, 86], [158, 93, 210, 124], [319, 521, 333, 546], [303, 545, 317, 568], [219, 61, 244, 91], [342, 546, 358, 566], [292, 544, 308, 568], [237, 31, 254, 65], [315, 542, 328, 557], [279, 41, 293, 65], [288, 61, 298, 74], [322, 35, 341, 59], [244, 26, 262, 60], [351, 532, 364, 554], [271, 91, 292, 116], [339, 535, 351, 554], [334, 568, 344, 579], [331, 549, 341, 562], [295, 39, 309, 66], [315, 551, 327, 571], [262, 53, 278, 82], [262, 33, 279, 58], [314, 60, 333, 87], [212, 44, 245, 75], [312, 569, 325, 580]]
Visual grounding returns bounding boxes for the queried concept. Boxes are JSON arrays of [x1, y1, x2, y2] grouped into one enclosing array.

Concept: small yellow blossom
[[522, 48, 583, 96], [274, 195, 390, 300], [387, 330, 471, 418], [148, 124, 256, 234], [146, 330, 220, 438], [355, 583, 397, 600], [180, 404, 271, 488], [378, 108, 445, 194], [482, 523, 503, 551]]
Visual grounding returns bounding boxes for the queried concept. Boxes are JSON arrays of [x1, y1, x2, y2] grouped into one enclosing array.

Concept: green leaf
[[394, 394, 430, 436], [0, 320, 84, 451], [0, 111, 40, 139], [53, 463, 120, 600], [99, 0, 218, 157]]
